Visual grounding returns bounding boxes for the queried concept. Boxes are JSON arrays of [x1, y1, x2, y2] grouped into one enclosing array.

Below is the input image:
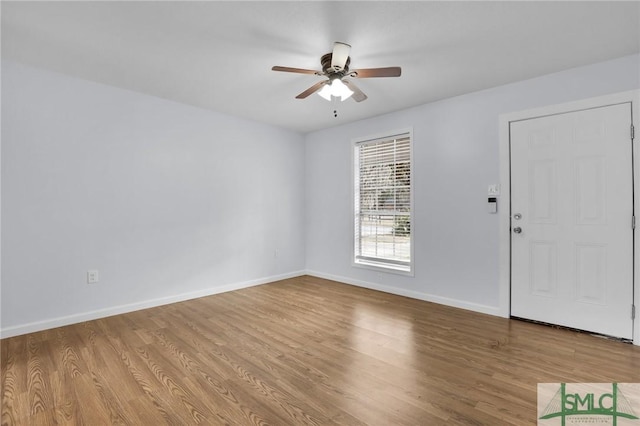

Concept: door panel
[[510, 103, 633, 339], [575, 156, 606, 225], [529, 241, 557, 297], [529, 160, 557, 223]]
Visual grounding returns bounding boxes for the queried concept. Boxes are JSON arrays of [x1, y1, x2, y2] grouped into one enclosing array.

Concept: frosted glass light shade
[[318, 84, 333, 101], [332, 79, 353, 101]]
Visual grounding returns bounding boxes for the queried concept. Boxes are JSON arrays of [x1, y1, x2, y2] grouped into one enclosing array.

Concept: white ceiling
[[2, 1, 639, 134]]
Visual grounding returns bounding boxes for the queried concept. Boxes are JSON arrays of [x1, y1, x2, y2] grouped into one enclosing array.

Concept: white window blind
[[354, 132, 412, 272]]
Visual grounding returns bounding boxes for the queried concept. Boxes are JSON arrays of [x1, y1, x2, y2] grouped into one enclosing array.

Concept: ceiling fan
[[272, 42, 401, 102]]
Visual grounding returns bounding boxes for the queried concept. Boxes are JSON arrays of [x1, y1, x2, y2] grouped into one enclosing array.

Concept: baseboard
[[0, 270, 306, 339], [305, 270, 502, 317]]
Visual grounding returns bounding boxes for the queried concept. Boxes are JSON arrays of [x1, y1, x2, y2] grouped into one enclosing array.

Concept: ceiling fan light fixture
[[317, 78, 354, 102], [273, 41, 401, 103]]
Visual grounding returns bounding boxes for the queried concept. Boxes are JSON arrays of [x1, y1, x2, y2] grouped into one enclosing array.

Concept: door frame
[[498, 90, 640, 345]]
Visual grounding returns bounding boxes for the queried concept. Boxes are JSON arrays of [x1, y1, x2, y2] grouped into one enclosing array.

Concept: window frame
[[352, 128, 414, 276]]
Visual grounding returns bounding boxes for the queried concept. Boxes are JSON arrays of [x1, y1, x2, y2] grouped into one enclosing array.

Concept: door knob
[[513, 227, 522, 234]]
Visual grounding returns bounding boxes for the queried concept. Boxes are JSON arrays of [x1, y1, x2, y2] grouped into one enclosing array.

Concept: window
[[354, 131, 412, 273]]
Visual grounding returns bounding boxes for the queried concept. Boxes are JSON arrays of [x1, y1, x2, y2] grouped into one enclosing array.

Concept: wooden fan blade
[[272, 66, 321, 75], [343, 80, 368, 102], [331, 42, 351, 71], [352, 67, 402, 78], [296, 80, 328, 99]]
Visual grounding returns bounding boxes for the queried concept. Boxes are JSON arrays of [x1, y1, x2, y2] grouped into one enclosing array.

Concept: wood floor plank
[[3, 275, 640, 425], [1, 338, 22, 425], [25, 336, 55, 417]]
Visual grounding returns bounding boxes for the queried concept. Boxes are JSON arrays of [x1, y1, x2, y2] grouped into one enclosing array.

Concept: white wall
[[305, 54, 640, 314], [3, 54, 639, 338], [1, 60, 306, 336]]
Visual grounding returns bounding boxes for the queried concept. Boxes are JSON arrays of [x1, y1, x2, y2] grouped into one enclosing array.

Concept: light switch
[[488, 197, 497, 214]]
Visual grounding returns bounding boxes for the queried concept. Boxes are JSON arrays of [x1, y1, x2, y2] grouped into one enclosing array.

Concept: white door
[[510, 103, 634, 340]]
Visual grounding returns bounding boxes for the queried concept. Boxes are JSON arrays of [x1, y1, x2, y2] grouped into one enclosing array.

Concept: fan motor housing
[[321, 53, 350, 74]]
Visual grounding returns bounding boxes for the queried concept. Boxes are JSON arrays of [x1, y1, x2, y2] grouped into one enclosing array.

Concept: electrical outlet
[[87, 270, 99, 284]]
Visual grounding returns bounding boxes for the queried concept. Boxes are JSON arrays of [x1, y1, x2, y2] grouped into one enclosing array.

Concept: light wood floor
[[2, 276, 639, 425]]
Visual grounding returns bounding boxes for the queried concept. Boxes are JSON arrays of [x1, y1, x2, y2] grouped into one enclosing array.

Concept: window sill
[[353, 259, 414, 276]]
